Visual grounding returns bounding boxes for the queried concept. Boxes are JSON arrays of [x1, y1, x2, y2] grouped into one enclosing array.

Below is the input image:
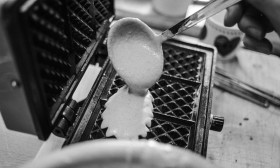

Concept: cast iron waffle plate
[[89, 43, 203, 150], [24, 0, 113, 114], [65, 39, 216, 156], [90, 74, 200, 149]]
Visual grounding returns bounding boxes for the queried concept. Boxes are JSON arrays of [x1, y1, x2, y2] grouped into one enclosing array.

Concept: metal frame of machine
[[0, 0, 221, 156]]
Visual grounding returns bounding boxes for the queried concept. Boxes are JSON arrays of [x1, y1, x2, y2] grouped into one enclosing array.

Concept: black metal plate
[[0, 0, 114, 139]]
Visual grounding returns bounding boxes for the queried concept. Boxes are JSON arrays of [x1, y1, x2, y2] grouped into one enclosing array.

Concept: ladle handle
[[161, 0, 242, 41]]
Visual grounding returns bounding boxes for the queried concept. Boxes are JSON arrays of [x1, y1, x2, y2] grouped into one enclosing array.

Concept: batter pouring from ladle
[[100, 0, 249, 140], [101, 18, 164, 140]]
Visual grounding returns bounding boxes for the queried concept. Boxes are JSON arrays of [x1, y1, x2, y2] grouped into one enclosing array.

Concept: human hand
[[224, 0, 280, 54]]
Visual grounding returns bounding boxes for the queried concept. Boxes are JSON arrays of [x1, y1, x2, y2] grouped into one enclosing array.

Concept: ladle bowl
[[107, 18, 164, 94]]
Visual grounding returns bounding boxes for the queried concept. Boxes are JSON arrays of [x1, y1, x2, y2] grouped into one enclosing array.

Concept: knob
[[210, 114, 224, 132]]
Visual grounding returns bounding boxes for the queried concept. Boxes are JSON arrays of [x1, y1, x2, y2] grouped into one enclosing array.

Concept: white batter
[[102, 18, 164, 139], [108, 18, 164, 95], [101, 86, 153, 140]]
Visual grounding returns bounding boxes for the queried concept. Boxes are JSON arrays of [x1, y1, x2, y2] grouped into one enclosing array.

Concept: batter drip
[[101, 86, 154, 140]]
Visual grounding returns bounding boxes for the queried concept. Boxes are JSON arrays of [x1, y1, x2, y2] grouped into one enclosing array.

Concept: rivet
[[11, 80, 20, 88]]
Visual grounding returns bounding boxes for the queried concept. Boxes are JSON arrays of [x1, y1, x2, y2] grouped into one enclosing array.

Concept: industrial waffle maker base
[[0, 0, 223, 157]]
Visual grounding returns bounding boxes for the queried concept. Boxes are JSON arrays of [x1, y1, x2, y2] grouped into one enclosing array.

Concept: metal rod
[[161, 0, 242, 40], [216, 68, 280, 107], [214, 76, 269, 108]]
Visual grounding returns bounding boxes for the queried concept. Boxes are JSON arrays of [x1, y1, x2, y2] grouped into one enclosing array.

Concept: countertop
[[1, 38, 280, 168], [207, 49, 280, 168]]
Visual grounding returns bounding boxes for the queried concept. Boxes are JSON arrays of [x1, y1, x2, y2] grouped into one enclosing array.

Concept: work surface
[[0, 47, 280, 168], [1, 48, 279, 168], [207, 49, 280, 168]]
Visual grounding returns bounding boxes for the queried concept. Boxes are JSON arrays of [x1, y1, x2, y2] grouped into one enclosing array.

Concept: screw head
[[11, 80, 20, 88]]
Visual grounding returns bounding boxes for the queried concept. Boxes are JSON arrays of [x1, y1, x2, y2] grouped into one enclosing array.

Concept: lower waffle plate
[[65, 39, 216, 156]]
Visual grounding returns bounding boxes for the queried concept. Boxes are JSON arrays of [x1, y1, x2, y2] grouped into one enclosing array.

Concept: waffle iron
[[0, 0, 223, 156]]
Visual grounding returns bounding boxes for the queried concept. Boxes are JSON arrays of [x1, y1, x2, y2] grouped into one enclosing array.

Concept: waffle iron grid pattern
[[89, 43, 204, 149], [24, 0, 113, 109], [68, 0, 96, 64]]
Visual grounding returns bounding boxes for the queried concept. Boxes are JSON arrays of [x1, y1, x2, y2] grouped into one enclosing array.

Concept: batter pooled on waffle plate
[[101, 18, 164, 140]]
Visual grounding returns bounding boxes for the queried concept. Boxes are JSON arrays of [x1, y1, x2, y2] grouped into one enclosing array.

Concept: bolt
[[11, 80, 20, 88]]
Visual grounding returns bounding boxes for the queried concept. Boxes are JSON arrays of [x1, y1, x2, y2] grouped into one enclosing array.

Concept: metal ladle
[[161, 0, 242, 41], [107, 0, 241, 94]]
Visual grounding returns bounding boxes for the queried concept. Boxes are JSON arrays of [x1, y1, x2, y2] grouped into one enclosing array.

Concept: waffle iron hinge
[[52, 61, 104, 138], [52, 40, 111, 138], [53, 99, 78, 137], [49, 8, 114, 137], [52, 63, 103, 139]]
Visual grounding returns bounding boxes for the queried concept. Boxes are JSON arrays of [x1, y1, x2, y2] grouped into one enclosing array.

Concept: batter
[[101, 18, 164, 139], [107, 17, 164, 95], [101, 86, 154, 140]]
